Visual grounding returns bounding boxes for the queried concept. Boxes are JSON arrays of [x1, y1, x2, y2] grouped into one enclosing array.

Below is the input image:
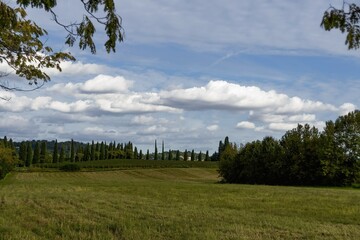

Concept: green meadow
[[0, 168, 359, 240]]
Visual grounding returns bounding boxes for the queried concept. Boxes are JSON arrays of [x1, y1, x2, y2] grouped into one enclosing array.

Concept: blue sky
[[0, 0, 359, 152]]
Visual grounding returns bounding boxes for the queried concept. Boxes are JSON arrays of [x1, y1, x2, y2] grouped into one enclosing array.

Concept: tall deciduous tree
[[0, 141, 18, 179], [322, 2, 360, 50], [0, 0, 124, 90]]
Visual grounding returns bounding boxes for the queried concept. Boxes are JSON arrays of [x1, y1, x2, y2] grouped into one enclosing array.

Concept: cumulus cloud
[[268, 122, 299, 132], [339, 103, 357, 116], [48, 74, 133, 94], [207, 124, 219, 131], [80, 75, 133, 94], [287, 114, 316, 122], [160, 80, 338, 113], [132, 115, 155, 125], [268, 121, 326, 132], [0, 93, 33, 112], [45, 61, 112, 77], [0, 115, 29, 129], [49, 100, 91, 113], [1, 73, 356, 147], [236, 121, 256, 129]]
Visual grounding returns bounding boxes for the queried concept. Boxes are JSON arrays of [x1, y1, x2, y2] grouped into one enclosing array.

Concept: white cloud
[[131, 115, 169, 125], [132, 115, 155, 125], [143, 125, 168, 135], [45, 61, 111, 76], [268, 122, 298, 132], [207, 124, 219, 131], [339, 103, 357, 116], [161, 80, 338, 113], [0, 94, 31, 112], [49, 100, 91, 113], [236, 121, 256, 129], [31, 97, 52, 110], [48, 74, 133, 94], [287, 114, 316, 122], [80, 75, 133, 94], [0, 115, 29, 128]]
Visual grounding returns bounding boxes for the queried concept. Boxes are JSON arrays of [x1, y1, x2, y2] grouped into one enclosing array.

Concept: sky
[[0, 0, 359, 153]]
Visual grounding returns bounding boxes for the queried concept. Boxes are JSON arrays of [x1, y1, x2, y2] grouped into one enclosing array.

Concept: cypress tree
[[3, 136, 7, 148], [146, 149, 150, 160], [205, 150, 210, 161], [161, 140, 165, 160], [184, 150, 188, 161], [33, 141, 40, 164], [154, 140, 158, 160], [134, 147, 138, 160], [26, 141, 33, 167], [176, 150, 180, 161], [84, 143, 90, 161], [198, 151, 202, 161], [59, 144, 65, 162], [91, 140, 95, 161], [168, 149, 172, 161], [19, 141, 27, 166], [96, 142, 100, 159], [104, 142, 108, 160], [70, 139, 75, 162], [40, 141, 47, 163], [8, 138, 14, 149], [100, 141, 105, 160], [191, 150, 195, 161], [53, 140, 58, 163], [108, 142, 113, 159]]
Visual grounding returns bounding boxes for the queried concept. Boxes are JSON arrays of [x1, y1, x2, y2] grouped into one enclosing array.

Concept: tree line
[[7, 139, 213, 169], [219, 110, 360, 186]]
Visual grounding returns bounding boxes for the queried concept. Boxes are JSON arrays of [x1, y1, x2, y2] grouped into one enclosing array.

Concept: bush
[[0, 147, 18, 180], [59, 163, 81, 172]]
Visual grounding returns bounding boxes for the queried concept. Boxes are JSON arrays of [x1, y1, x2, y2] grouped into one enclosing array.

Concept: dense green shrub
[[0, 144, 18, 180], [219, 110, 360, 186]]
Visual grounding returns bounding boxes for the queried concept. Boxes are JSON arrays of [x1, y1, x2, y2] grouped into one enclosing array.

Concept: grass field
[[0, 168, 360, 239]]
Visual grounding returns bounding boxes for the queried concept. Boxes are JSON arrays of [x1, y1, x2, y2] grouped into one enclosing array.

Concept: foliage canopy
[[219, 110, 360, 186], [0, 0, 124, 90], [322, 1, 360, 49]]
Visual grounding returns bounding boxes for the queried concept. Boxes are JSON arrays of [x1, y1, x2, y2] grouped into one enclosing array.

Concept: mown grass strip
[[0, 169, 359, 239]]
